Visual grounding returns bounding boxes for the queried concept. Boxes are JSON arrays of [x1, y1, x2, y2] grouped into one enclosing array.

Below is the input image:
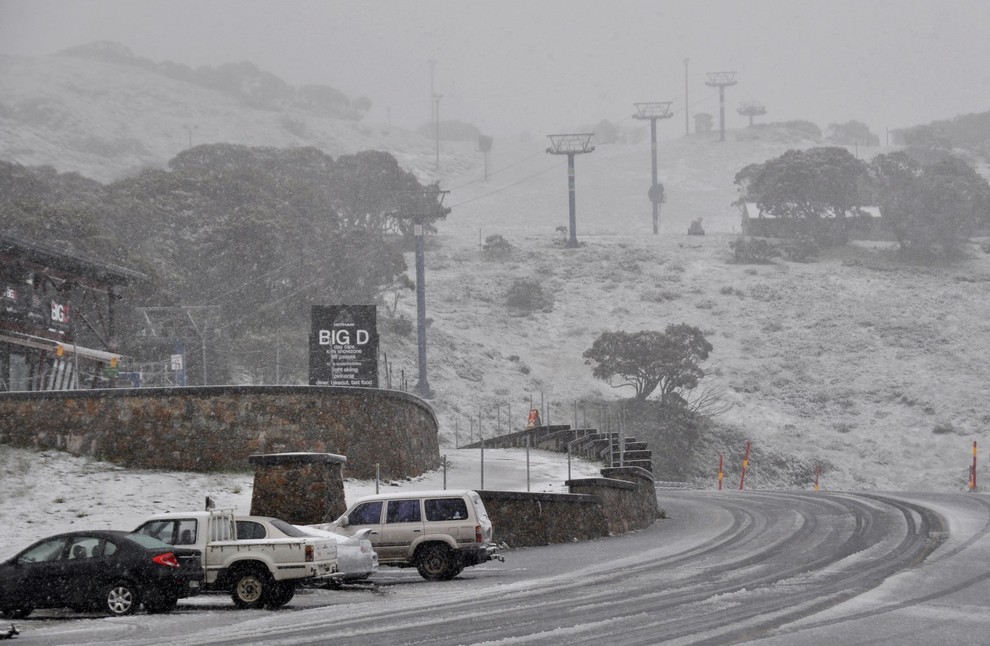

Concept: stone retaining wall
[[478, 490, 607, 546], [479, 466, 660, 547], [0, 385, 438, 479]]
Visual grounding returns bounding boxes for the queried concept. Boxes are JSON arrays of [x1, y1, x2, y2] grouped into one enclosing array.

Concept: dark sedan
[[0, 530, 203, 618]]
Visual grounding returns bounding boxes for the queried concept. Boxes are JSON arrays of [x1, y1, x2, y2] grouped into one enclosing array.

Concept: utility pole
[[428, 59, 435, 124], [684, 58, 690, 136], [546, 133, 595, 248], [705, 71, 737, 142], [478, 135, 493, 181], [633, 102, 673, 235], [433, 93, 442, 171], [391, 184, 450, 398]]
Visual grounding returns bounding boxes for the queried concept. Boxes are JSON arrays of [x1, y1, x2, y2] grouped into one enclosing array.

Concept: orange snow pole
[[814, 464, 820, 492], [718, 454, 724, 490], [739, 441, 751, 491], [970, 441, 978, 491]]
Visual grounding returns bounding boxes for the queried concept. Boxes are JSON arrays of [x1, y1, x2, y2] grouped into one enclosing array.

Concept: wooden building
[[740, 202, 888, 240], [0, 234, 145, 391]]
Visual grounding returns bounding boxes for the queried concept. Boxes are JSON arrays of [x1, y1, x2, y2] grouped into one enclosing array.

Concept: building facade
[[0, 234, 144, 391]]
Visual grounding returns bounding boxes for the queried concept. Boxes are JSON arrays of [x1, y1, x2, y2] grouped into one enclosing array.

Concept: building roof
[[742, 202, 881, 219], [0, 233, 146, 287]]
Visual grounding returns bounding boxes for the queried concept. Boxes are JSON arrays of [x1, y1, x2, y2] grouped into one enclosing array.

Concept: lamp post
[[684, 58, 690, 136]]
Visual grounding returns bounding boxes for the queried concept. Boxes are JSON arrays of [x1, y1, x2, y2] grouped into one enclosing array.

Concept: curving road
[[20, 491, 990, 645]]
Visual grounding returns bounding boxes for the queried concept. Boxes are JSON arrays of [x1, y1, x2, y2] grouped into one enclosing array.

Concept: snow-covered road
[[15, 490, 990, 645]]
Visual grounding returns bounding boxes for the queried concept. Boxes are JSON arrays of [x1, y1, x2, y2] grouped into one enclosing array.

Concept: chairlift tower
[[633, 102, 673, 234], [705, 71, 737, 142], [737, 101, 767, 126], [546, 133, 595, 248], [391, 184, 450, 398]]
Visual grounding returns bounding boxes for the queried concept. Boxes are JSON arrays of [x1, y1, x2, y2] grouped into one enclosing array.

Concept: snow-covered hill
[[0, 52, 471, 183], [3, 49, 990, 494]]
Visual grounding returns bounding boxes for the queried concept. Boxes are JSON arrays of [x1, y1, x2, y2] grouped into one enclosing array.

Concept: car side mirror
[[338, 516, 349, 528]]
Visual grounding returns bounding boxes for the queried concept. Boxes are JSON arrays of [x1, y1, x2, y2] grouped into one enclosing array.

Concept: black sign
[[0, 283, 69, 333], [309, 305, 378, 387]]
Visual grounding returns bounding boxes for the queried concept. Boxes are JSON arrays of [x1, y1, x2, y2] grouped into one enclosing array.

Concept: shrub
[[482, 234, 513, 257], [506, 279, 555, 313], [730, 237, 780, 263], [780, 237, 819, 262], [381, 314, 413, 337]]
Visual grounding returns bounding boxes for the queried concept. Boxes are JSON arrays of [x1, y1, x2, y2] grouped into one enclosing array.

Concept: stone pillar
[[249, 452, 347, 525]]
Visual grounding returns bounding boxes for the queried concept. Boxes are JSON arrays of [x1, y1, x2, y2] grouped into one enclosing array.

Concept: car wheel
[[104, 580, 139, 616], [144, 595, 179, 614], [230, 568, 271, 609], [416, 544, 457, 581], [263, 582, 295, 609], [0, 606, 33, 619]]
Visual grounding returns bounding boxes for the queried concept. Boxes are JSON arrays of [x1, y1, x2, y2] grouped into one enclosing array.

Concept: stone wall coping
[[565, 477, 637, 491], [0, 384, 435, 422], [600, 466, 656, 482], [460, 424, 572, 449], [478, 490, 598, 504], [249, 452, 347, 466]]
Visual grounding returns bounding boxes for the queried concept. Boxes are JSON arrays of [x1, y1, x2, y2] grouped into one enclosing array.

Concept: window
[[134, 519, 198, 545], [425, 498, 469, 522], [175, 520, 197, 544], [349, 501, 384, 525], [64, 536, 101, 560], [99, 539, 118, 557], [268, 518, 308, 537], [18, 537, 67, 564], [386, 500, 422, 524], [123, 535, 169, 551], [236, 521, 267, 540]]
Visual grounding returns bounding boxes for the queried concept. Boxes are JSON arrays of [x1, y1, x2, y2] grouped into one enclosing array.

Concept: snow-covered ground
[[0, 444, 604, 559]]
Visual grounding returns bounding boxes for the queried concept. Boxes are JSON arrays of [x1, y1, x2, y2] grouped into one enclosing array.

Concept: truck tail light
[[475, 525, 483, 544], [152, 552, 181, 568], [305, 544, 314, 562]]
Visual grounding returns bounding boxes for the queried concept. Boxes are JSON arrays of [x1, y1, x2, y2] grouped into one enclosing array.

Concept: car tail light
[[475, 525, 483, 543], [152, 552, 181, 568], [305, 545, 314, 562]]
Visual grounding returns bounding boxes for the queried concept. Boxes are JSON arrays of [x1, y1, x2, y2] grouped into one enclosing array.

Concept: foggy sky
[[1, 0, 989, 138]]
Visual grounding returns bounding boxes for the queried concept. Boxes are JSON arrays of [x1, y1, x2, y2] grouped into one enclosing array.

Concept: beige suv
[[329, 490, 500, 580]]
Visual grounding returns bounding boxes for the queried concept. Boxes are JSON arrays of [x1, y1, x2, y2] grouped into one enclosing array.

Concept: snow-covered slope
[[2, 50, 989, 494], [0, 52, 470, 182]]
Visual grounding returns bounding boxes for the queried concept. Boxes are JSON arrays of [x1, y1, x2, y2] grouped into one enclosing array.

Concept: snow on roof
[[351, 489, 477, 503], [742, 202, 880, 219]]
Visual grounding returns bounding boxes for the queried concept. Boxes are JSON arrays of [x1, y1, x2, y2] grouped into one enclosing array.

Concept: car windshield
[[124, 533, 175, 550]]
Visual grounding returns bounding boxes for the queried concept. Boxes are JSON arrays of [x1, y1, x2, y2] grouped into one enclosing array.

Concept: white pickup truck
[[133, 509, 337, 609]]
